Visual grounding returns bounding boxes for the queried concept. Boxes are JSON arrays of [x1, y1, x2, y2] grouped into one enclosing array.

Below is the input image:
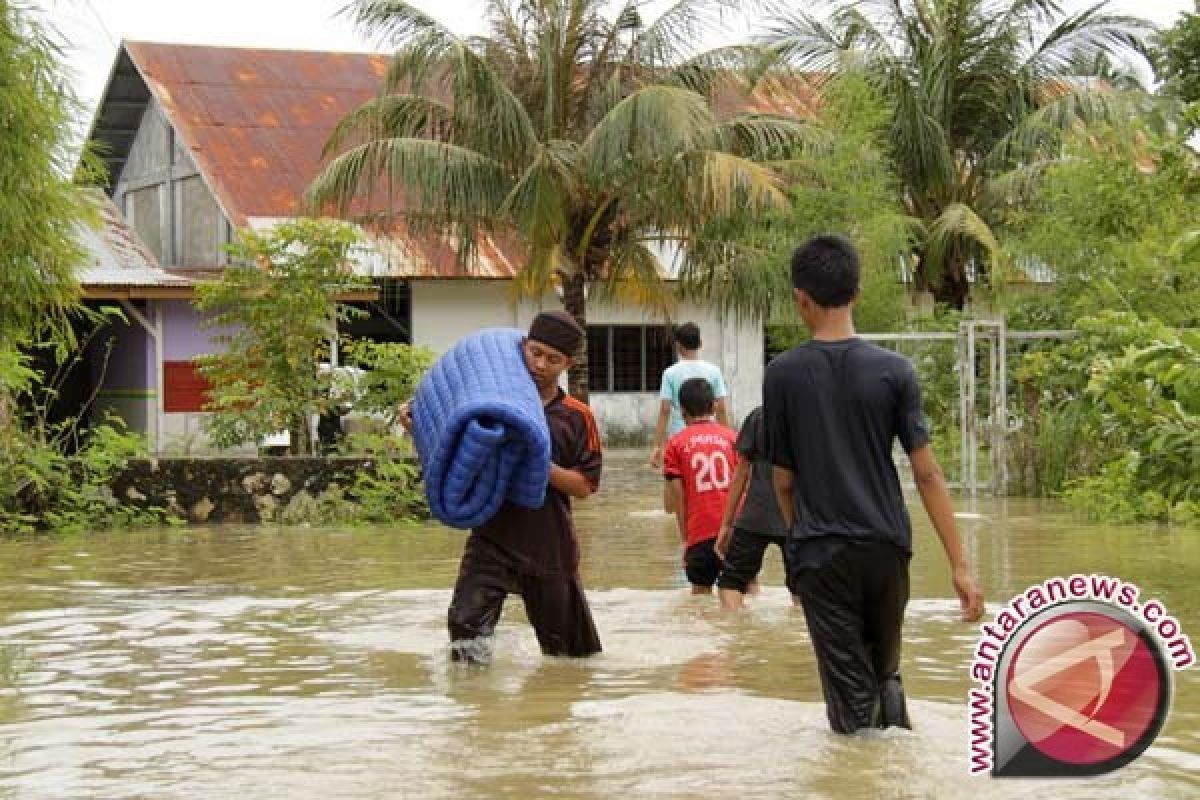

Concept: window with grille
[[586, 325, 675, 393]]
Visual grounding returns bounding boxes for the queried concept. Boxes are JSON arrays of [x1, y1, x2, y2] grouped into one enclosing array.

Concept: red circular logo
[[1005, 610, 1165, 766]]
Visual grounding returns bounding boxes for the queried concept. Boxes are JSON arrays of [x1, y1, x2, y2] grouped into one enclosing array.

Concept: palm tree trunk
[[940, 256, 969, 309], [561, 270, 590, 404], [931, 255, 970, 310]]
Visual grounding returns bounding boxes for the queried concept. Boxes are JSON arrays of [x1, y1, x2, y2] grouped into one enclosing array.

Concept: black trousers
[[447, 535, 602, 663], [717, 528, 790, 592], [789, 540, 911, 734]]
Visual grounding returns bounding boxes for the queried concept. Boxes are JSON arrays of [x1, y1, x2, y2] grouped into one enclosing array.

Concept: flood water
[[0, 452, 1197, 799]]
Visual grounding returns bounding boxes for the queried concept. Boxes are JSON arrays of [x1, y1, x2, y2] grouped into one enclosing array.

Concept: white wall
[[410, 280, 523, 353], [586, 393, 661, 442], [585, 298, 762, 438], [409, 279, 764, 440]]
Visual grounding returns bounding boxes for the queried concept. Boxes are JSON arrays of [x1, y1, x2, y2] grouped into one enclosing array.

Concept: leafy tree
[[1005, 119, 1200, 329], [307, 0, 810, 400], [340, 338, 434, 428], [0, 2, 101, 419], [763, 0, 1153, 309], [717, 73, 913, 336], [1154, 7, 1200, 110], [194, 219, 371, 455], [0, 0, 158, 531]]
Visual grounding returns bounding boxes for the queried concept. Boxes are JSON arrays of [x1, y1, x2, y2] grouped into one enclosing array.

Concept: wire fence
[[863, 324, 1078, 496]]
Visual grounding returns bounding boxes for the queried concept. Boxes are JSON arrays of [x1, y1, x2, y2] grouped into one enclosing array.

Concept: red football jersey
[[663, 421, 739, 547]]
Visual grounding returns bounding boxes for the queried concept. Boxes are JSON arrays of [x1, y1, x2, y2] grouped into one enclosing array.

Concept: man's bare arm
[[716, 459, 751, 558], [666, 478, 687, 543], [649, 399, 671, 467], [715, 397, 730, 427], [549, 464, 595, 500], [909, 445, 984, 622]]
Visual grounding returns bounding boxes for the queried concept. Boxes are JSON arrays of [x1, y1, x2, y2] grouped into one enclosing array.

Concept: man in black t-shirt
[[764, 235, 984, 734]]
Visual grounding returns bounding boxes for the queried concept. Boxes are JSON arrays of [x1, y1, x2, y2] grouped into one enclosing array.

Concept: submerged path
[[0, 453, 1196, 798]]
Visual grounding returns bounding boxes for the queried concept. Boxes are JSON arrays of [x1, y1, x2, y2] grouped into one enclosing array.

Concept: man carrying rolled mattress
[[400, 311, 603, 664]]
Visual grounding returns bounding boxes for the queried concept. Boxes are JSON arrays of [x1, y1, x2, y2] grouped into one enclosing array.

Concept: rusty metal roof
[[710, 74, 822, 119], [357, 225, 525, 280], [124, 41, 391, 228], [108, 42, 520, 279], [77, 189, 193, 290], [95, 42, 819, 280]]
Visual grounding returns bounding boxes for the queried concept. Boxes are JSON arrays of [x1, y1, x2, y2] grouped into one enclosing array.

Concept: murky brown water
[[0, 453, 1197, 799]]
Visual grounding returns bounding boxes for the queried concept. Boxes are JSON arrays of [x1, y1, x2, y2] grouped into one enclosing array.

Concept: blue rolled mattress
[[410, 327, 551, 529]]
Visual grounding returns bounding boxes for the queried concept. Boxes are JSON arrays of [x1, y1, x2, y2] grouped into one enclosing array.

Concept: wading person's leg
[[790, 546, 881, 734], [520, 573, 602, 657], [447, 538, 518, 664], [717, 529, 769, 610], [862, 542, 911, 729], [686, 539, 720, 595], [775, 538, 803, 606]]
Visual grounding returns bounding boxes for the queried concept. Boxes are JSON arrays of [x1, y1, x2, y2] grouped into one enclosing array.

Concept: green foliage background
[[1154, 9, 1200, 110], [1005, 122, 1200, 330], [0, 3, 164, 533], [0, 4, 103, 352], [1014, 314, 1199, 524], [733, 73, 913, 337]]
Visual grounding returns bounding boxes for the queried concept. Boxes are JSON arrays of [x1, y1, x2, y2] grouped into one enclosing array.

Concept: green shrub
[[1064, 453, 1200, 526], [330, 339, 433, 524], [2, 327, 177, 533], [1016, 312, 1199, 523], [350, 453, 426, 524], [340, 338, 435, 428], [0, 416, 175, 534], [335, 431, 427, 524]]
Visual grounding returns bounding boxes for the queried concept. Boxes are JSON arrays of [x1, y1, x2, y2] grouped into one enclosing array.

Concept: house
[[84, 41, 810, 450]]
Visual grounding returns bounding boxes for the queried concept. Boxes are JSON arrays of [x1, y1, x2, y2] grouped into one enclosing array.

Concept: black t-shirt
[[473, 390, 603, 577], [764, 338, 930, 554], [733, 407, 788, 538]]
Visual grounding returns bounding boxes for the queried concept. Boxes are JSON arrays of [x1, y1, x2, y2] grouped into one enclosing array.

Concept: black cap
[[528, 310, 584, 357]]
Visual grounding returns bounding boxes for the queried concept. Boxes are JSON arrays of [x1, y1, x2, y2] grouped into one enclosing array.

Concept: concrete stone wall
[[113, 457, 380, 524]]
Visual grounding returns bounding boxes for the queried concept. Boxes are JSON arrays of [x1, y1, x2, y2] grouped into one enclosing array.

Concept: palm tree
[[763, 0, 1153, 308], [305, 0, 809, 401]]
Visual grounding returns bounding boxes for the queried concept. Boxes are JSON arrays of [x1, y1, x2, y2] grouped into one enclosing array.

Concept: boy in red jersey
[[663, 378, 739, 594]]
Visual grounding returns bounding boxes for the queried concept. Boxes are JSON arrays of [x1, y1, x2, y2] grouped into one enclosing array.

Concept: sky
[[38, 0, 1199, 126]]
